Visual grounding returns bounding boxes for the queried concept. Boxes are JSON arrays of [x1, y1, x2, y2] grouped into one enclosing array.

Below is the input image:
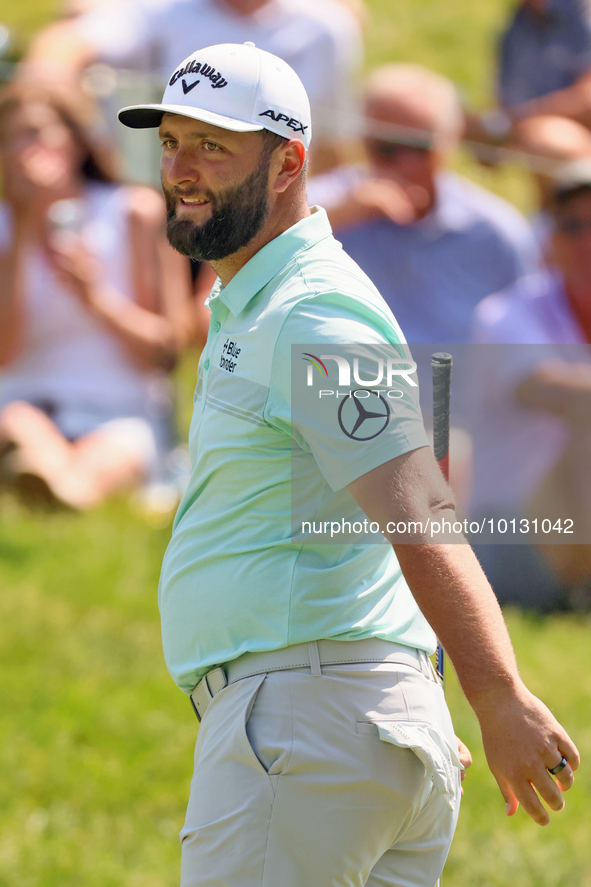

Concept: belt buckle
[[190, 693, 204, 723], [190, 666, 228, 722]]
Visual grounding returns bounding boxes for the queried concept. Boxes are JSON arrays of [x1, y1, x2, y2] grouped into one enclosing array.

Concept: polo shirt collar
[[212, 206, 332, 317]]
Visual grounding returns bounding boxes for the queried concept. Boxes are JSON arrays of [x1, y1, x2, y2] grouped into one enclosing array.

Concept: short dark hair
[[260, 128, 289, 154], [259, 128, 308, 186]]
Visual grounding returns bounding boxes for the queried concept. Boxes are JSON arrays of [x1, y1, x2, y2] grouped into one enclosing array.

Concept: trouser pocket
[[357, 720, 463, 811]]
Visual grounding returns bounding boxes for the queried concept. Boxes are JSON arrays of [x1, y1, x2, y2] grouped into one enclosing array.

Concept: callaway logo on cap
[[118, 42, 312, 149]]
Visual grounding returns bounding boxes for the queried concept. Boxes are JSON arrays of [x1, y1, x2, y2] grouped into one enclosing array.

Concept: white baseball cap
[[118, 42, 312, 149]]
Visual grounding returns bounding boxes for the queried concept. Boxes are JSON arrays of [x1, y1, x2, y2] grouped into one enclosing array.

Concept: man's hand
[[325, 176, 420, 231], [350, 177, 419, 225], [474, 683, 579, 825]]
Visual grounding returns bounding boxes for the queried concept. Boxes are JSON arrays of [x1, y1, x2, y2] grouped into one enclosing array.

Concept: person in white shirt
[[0, 81, 193, 509], [25, 0, 363, 174]]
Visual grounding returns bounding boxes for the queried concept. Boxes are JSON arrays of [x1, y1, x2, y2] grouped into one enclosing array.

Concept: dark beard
[[163, 157, 271, 262]]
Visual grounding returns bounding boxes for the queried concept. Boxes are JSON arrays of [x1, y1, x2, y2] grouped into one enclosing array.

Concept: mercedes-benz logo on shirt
[[338, 390, 390, 440]]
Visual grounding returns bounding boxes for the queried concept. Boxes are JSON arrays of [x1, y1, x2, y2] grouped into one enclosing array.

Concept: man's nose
[[163, 147, 201, 186]]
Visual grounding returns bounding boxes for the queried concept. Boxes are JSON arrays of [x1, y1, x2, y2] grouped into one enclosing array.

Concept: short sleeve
[[265, 292, 430, 492]]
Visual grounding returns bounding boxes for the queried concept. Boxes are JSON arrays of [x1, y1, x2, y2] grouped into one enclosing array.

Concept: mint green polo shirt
[[159, 208, 435, 694]]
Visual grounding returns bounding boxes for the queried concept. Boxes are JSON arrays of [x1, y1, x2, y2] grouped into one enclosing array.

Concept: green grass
[[0, 495, 196, 887], [446, 610, 591, 886], [0, 0, 57, 56], [1, 0, 589, 884], [1, 500, 590, 886]]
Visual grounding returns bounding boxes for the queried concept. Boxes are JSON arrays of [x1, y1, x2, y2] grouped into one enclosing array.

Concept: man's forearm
[[510, 74, 591, 125], [348, 449, 522, 706], [393, 541, 522, 710], [515, 360, 591, 422], [348, 447, 579, 823]]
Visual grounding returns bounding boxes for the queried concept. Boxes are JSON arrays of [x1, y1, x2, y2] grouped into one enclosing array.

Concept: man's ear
[[272, 139, 307, 193]]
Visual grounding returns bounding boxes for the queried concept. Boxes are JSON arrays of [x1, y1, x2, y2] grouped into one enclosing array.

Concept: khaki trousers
[[180, 652, 461, 887]]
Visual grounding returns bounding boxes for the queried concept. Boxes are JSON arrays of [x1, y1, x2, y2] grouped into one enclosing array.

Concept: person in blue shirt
[[307, 64, 541, 345], [499, 0, 591, 128]]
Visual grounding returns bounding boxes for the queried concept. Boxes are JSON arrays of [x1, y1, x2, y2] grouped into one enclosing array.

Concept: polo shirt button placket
[[200, 307, 224, 409], [198, 357, 211, 413], [200, 353, 211, 411]]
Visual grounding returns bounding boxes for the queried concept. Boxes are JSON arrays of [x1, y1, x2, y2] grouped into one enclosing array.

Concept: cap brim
[[118, 103, 265, 133]]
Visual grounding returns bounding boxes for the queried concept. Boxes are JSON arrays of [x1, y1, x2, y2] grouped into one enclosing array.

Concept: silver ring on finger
[[548, 756, 568, 776]]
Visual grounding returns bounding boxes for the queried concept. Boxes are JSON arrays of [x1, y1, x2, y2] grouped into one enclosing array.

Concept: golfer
[[119, 43, 579, 887]]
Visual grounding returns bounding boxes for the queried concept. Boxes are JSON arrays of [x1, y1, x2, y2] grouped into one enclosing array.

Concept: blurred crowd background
[[2, 3, 591, 886], [2, 0, 591, 606]]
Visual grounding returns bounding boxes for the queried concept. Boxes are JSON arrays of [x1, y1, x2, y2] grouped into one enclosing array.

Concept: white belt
[[190, 638, 438, 722]]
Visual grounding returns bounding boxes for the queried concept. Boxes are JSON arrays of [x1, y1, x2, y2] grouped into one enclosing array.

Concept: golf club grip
[[431, 353, 452, 689], [432, 354, 452, 887], [431, 353, 452, 481]]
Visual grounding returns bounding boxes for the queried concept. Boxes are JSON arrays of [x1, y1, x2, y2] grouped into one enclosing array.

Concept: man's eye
[[203, 142, 220, 152], [161, 139, 176, 149]]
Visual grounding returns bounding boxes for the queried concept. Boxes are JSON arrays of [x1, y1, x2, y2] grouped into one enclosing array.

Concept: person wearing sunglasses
[[507, 114, 591, 255], [470, 159, 591, 612], [307, 63, 540, 346]]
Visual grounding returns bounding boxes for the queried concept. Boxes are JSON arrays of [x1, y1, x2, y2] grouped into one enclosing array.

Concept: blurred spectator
[[0, 82, 193, 510], [62, 0, 112, 16], [308, 64, 541, 344], [511, 114, 591, 248], [471, 160, 591, 610], [499, 0, 591, 128], [25, 0, 364, 174], [515, 114, 591, 198], [466, 1, 591, 150]]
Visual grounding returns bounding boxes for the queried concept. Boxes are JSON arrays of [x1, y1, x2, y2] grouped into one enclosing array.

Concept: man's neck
[[211, 199, 311, 286]]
